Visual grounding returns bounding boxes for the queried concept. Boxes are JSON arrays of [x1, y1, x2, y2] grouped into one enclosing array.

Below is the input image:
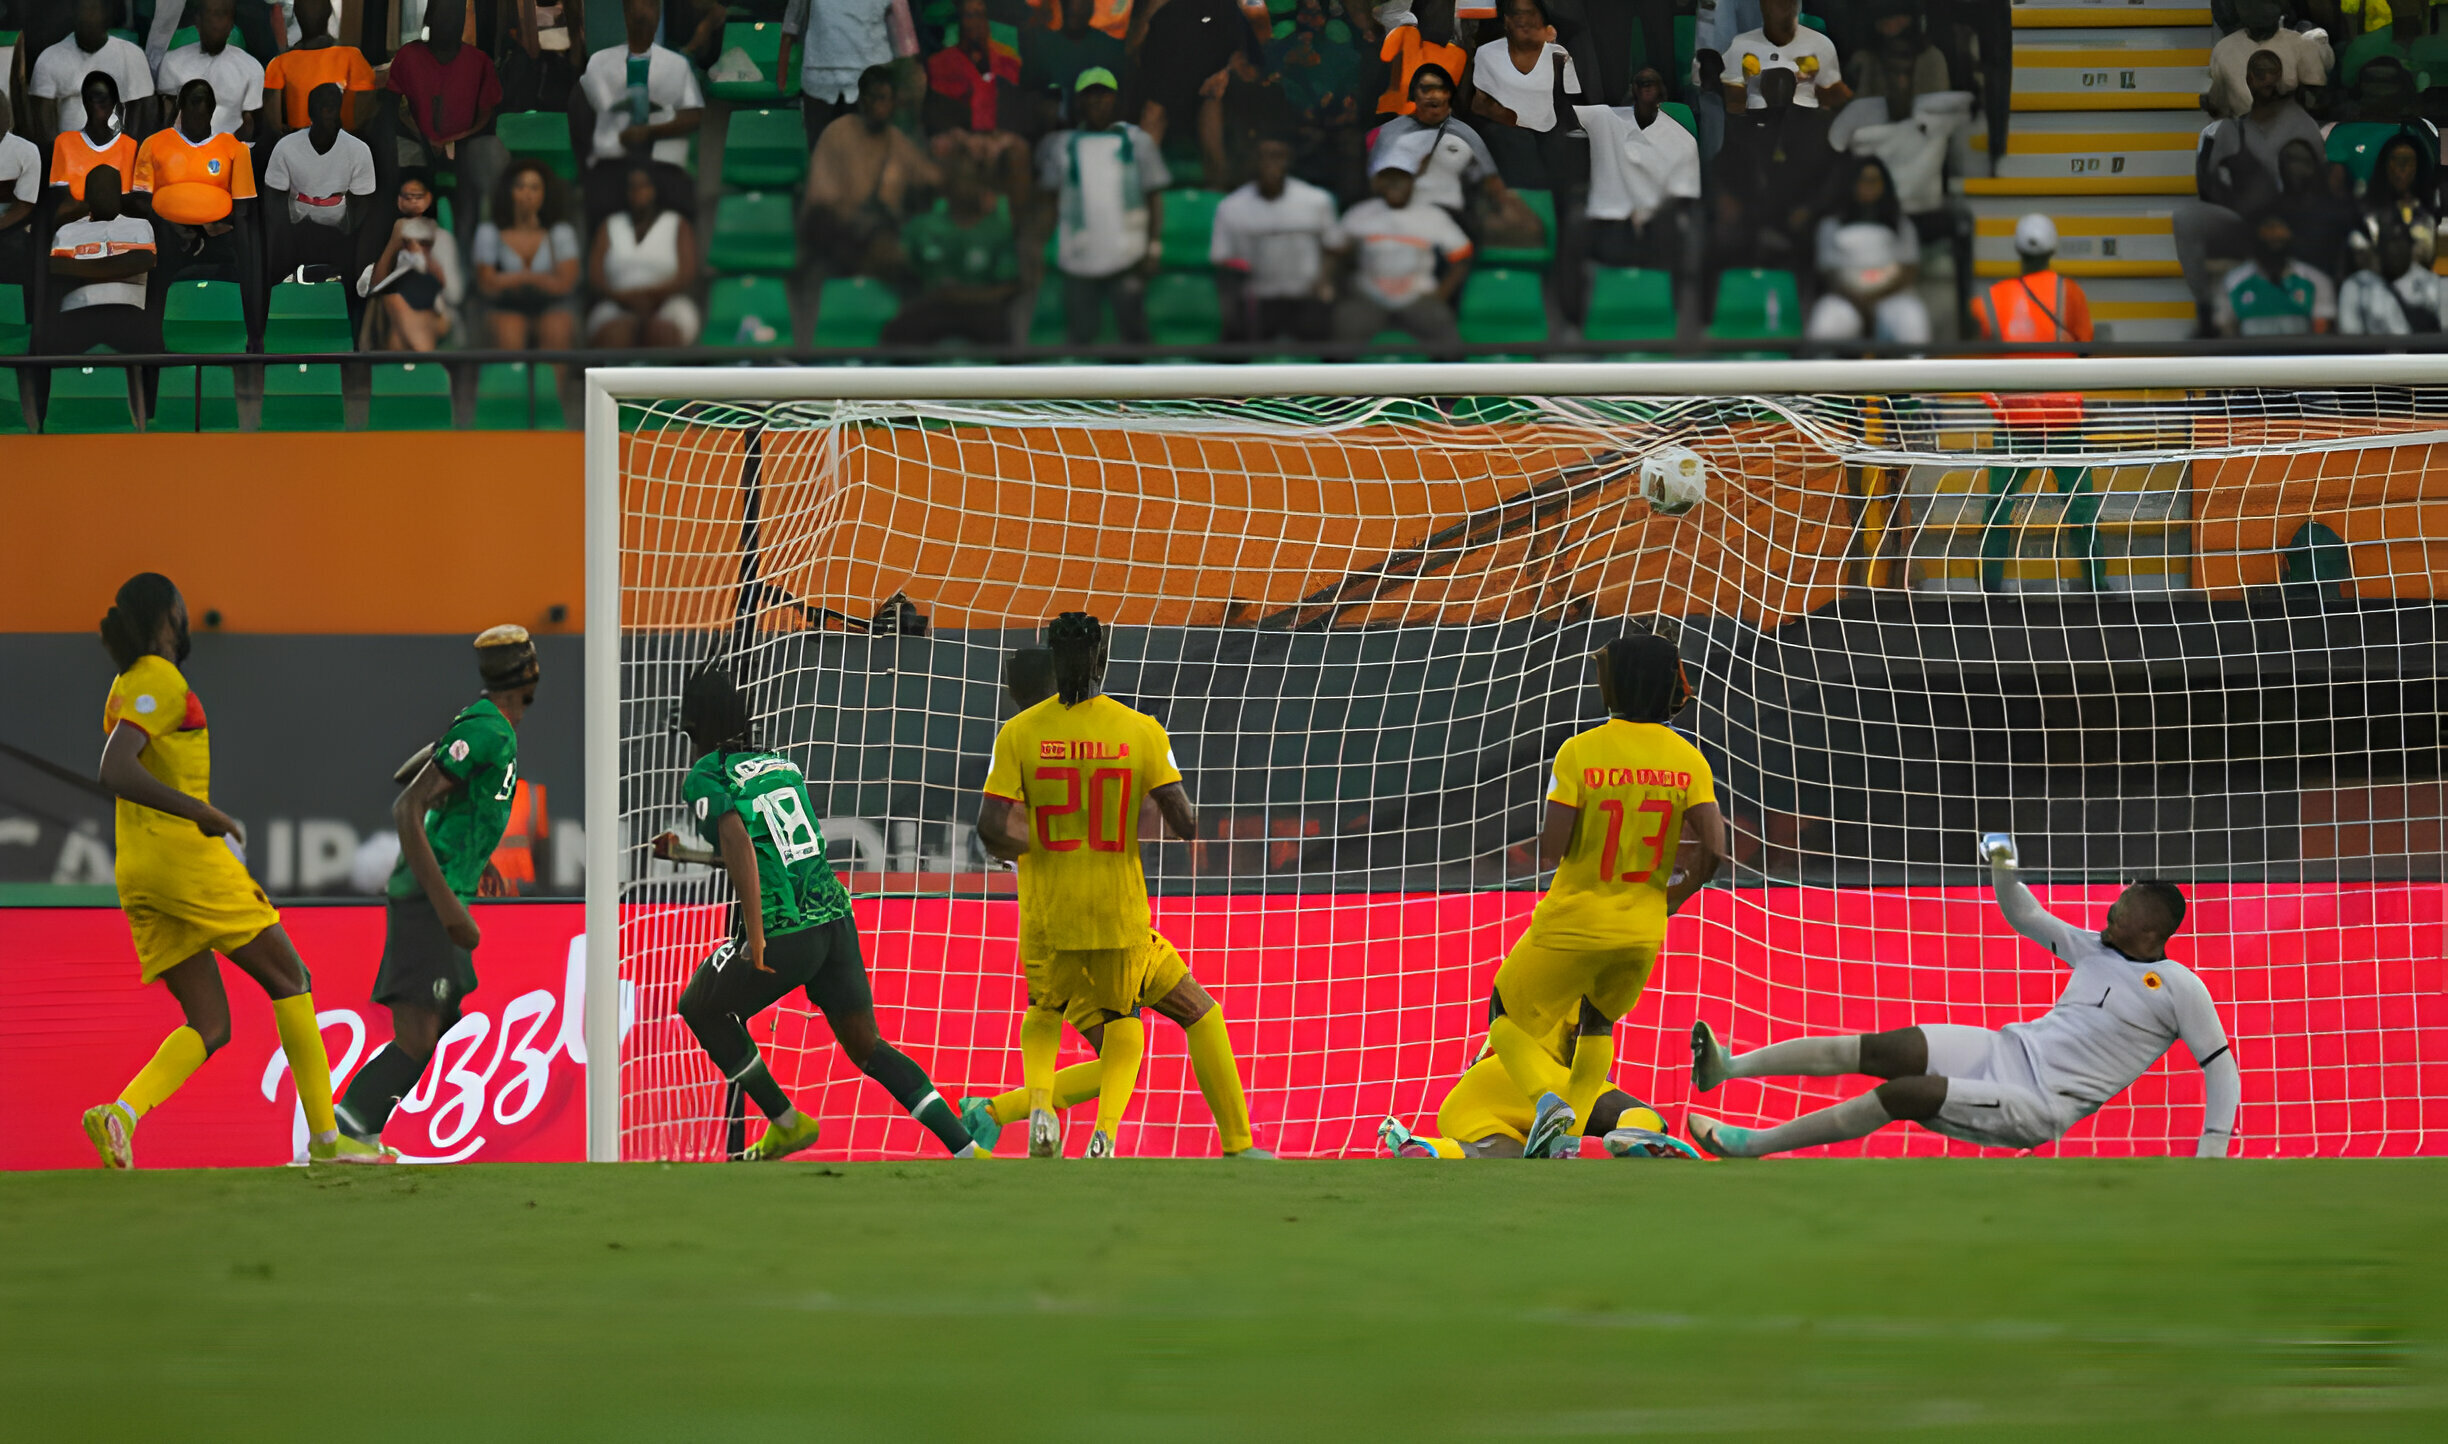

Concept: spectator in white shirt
[[2204, 0, 2330, 120], [782, 0, 906, 150], [578, 0, 706, 224], [1570, 65, 1699, 277], [1722, 0, 1848, 112], [44, 164, 160, 356], [2338, 218, 2441, 333], [1037, 67, 1170, 345], [31, 0, 160, 142], [1369, 64, 1509, 227], [1331, 160, 1471, 353], [1806, 155, 1929, 346], [0, 97, 39, 287], [263, 82, 378, 281], [155, 0, 265, 141], [1469, 0, 1583, 185], [1212, 137, 1344, 343]]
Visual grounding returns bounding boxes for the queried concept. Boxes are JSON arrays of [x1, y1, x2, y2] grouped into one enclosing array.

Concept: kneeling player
[[653, 669, 977, 1160], [1383, 1048, 1689, 1159], [337, 626, 539, 1149], [958, 648, 1263, 1158], [1388, 635, 1725, 1159], [1687, 835, 2240, 1158]]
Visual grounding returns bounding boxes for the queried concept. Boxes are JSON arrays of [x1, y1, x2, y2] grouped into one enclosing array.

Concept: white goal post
[[584, 359, 2448, 1163]]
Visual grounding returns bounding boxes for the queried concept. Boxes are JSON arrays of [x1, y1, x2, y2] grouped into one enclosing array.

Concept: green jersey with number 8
[[682, 749, 854, 937]]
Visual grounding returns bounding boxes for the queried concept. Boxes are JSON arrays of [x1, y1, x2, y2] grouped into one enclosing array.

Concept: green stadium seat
[[1673, 15, 1694, 87], [0, 368, 24, 434], [706, 190, 798, 275], [164, 279, 246, 353], [260, 362, 345, 430], [0, 284, 27, 355], [705, 275, 794, 348], [1457, 267, 1548, 346], [2325, 122, 2409, 187], [1145, 271, 1222, 346], [811, 276, 899, 349], [44, 364, 137, 434], [170, 26, 198, 50], [369, 361, 456, 430], [705, 21, 794, 103], [1160, 189, 1222, 272], [1659, 100, 1697, 140], [497, 110, 579, 183], [1028, 281, 1118, 346], [263, 280, 352, 351], [474, 362, 565, 429], [1363, 328, 1426, 362], [1801, 12, 1828, 31], [722, 107, 809, 191], [1708, 268, 1802, 342], [437, 194, 453, 231], [1583, 266, 1676, 344], [154, 365, 240, 433], [1480, 189, 1555, 270], [2409, 34, 2448, 87]]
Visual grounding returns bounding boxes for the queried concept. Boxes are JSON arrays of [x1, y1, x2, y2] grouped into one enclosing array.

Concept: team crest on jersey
[[134, 693, 158, 714], [449, 738, 471, 762], [207, 157, 222, 174], [2142, 971, 2163, 991]]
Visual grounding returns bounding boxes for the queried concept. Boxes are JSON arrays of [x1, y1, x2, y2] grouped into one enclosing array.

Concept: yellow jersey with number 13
[[983, 694, 1183, 953], [1526, 719, 1715, 949]]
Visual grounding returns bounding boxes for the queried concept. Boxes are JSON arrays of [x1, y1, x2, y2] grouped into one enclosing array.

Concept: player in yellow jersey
[[1381, 633, 1725, 1160], [956, 647, 1266, 1159], [975, 614, 1202, 1159], [79, 574, 390, 1167]]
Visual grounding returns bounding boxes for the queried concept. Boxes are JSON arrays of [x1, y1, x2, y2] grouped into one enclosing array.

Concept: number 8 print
[[751, 787, 825, 864]]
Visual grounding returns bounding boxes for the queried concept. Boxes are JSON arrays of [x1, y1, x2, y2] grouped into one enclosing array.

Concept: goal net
[[586, 363, 2446, 1163]]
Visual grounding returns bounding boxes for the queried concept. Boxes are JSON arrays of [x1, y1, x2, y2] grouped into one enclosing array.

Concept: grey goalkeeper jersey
[[1992, 870, 2238, 1135]]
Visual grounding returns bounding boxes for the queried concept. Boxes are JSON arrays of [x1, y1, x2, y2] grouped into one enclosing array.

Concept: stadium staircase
[[1965, 0, 2214, 340]]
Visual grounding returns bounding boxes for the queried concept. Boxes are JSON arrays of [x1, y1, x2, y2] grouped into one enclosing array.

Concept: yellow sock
[[1020, 1007, 1063, 1115], [1565, 1031, 1616, 1130], [1184, 1009, 1253, 1153], [120, 1026, 209, 1120], [988, 1062, 1103, 1125], [1488, 1015, 1570, 1105], [1092, 1015, 1145, 1140], [270, 994, 339, 1137], [1420, 1135, 1466, 1159]]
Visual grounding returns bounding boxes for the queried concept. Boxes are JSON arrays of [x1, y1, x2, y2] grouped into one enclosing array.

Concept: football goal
[[584, 360, 2447, 1163]]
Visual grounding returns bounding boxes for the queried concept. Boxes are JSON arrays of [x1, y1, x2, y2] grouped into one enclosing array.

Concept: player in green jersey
[[335, 626, 539, 1150], [651, 668, 979, 1161]]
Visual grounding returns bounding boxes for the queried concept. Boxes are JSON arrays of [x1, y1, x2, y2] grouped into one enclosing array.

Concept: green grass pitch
[[4, 1160, 2443, 1440]]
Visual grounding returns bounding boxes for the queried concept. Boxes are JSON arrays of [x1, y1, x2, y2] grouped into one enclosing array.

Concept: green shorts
[[372, 894, 480, 1024]]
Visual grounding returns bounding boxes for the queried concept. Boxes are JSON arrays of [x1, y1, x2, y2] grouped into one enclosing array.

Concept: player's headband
[[475, 624, 541, 691]]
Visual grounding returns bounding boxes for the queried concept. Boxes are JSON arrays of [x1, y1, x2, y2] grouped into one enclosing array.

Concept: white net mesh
[[606, 383, 2446, 1161]]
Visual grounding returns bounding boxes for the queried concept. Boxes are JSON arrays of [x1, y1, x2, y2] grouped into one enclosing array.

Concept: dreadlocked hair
[[680, 667, 756, 752], [1047, 612, 1105, 706], [1603, 633, 1692, 723], [100, 572, 181, 672], [1004, 646, 1056, 710]]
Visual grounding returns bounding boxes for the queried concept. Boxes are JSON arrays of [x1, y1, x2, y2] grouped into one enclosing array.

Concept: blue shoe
[[1686, 1114, 1752, 1159], [1524, 1092, 1578, 1159], [1603, 1126, 1702, 1160], [956, 1096, 1001, 1154]]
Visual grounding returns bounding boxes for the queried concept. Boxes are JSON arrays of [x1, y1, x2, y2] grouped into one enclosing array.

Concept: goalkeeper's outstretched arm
[[1982, 833, 2082, 961], [2176, 973, 2241, 1158]]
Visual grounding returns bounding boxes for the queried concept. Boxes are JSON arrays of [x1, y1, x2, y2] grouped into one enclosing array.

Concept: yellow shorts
[[1490, 931, 1660, 1059], [119, 868, 281, 984], [1023, 930, 1191, 1030], [1435, 1055, 1540, 1144]]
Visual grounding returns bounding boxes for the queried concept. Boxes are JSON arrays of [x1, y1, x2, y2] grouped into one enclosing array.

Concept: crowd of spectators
[[0, 0, 2016, 369], [2177, 0, 2448, 337], [4, 0, 2441, 380]]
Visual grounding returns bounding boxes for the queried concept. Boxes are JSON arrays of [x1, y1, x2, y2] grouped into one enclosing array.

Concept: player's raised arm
[[1982, 833, 2082, 960], [395, 759, 479, 951], [2175, 972, 2240, 1157]]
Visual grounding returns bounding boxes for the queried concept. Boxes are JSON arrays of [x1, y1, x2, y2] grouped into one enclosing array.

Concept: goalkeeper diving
[[1382, 633, 1728, 1160], [1687, 835, 2241, 1158]]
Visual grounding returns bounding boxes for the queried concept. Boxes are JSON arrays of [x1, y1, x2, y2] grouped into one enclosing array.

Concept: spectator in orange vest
[[482, 778, 551, 896], [1973, 213, 2090, 434]]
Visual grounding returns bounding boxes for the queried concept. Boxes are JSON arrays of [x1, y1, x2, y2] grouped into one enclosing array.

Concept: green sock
[[335, 1043, 429, 1141]]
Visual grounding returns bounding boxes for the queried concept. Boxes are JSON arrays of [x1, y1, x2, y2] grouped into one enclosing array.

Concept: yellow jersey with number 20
[[983, 694, 1184, 954], [1526, 719, 1716, 949]]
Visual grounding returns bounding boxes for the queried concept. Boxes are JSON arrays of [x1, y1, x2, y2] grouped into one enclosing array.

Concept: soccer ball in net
[[1639, 445, 1708, 516]]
